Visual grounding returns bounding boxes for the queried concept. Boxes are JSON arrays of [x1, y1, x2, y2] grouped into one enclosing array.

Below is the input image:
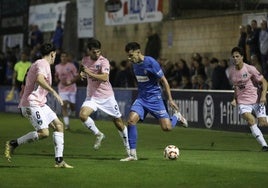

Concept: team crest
[[242, 73, 247, 78]]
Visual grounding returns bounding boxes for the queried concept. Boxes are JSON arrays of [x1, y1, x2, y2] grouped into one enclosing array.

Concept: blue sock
[[128, 125, 137, 149], [170, 115, 178, 128]]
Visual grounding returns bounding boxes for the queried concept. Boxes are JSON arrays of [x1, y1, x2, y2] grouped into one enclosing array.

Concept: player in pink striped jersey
[[79, 38, 129, 156], [229, 47, 268, 151], [4, 43, 73, 168], [55, 51, 79, 130]]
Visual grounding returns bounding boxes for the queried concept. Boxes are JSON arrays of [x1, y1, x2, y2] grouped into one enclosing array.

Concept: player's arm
[[83, 65, 109, 82], [259, 77, 267, 104], [36, 74, 63, 105], [159, 75, 178, 111], [231, 86, 237, 106]]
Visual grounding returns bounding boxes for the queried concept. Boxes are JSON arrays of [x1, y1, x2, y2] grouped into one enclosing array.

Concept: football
[[164, 145, 179, 160]]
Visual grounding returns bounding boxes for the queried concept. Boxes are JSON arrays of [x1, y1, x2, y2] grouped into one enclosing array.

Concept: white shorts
[[81, 96, 122, 118], [238, 103, 267, 118], [59, 92, 76, 103], [20, 104, 58, 130]]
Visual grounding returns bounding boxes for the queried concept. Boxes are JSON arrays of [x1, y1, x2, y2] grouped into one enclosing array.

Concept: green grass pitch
[[0, 112, 268, 188]]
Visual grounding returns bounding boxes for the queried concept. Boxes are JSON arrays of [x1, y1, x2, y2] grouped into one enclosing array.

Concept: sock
[[170, 115, 178, 128], [118, 126, 130, 150], [17, 131, 39, 145], [63, 116, 69, 127], [83, 117, 100, 135], [53, 132, 64, 159], [128, 125, 137, 149], [250, 124, 268, 147]]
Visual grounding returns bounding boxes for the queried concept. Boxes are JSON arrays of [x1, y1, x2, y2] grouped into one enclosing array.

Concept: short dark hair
[[40, 43, 56, 56], [125, 42, 140, 52], [231, 47, 244, 56], [87, 38, 101, 50]]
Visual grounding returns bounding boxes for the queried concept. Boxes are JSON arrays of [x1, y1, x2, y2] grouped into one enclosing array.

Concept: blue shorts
[[130, 96, 170, 120]]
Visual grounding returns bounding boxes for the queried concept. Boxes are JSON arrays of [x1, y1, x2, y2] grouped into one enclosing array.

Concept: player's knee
[[79, 111, 88, 122], [161, 126, 172, 132], [38, 129, 49, 138], [127, 119, 136, 126]]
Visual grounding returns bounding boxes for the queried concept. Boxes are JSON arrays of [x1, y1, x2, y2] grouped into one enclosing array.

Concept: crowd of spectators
[[0, 19, 267, 91]]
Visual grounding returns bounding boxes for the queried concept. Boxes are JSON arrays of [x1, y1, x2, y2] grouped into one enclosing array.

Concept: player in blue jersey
[[120, 42, 187, 161]]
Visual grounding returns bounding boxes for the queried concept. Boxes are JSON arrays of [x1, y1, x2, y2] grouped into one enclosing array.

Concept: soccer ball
[[164, 145, 179, 160]]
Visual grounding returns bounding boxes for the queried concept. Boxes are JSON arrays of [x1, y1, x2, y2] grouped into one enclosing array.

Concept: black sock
[[55, 157, 63, 163], [10, 140, 18, 147]]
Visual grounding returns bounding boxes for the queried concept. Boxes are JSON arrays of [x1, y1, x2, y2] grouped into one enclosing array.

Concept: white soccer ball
[[164, 145, 179, 160]]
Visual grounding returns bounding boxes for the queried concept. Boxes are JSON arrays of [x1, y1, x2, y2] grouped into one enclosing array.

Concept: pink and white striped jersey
[[55, 62, 78, 93], [82, 55, 114, 99], [19, 59, 52, 107], [228, 63, 263, 104]]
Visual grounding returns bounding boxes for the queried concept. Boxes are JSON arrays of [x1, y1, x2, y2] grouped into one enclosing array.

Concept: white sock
[[53, 131, 64, 158], [130, 149, 137, 156], [83, 117, 100, 135], [63, 116, 69, 126], [118, 126, 130, 150], [17, 131, 39, 145], [250, 124, 268, 147]]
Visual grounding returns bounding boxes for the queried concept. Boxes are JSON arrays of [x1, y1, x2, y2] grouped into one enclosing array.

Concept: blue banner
[[1, 86, 267, 133]]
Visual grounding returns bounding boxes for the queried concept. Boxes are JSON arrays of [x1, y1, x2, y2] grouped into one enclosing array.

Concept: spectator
[[12, 52, 32, 92], [180, 75, 192, 89], [171, 58, 190, 86], [144, 26, 161, 60], [245, 24, 252, 63], [191, 75, 199, 89], [250, 54, 262, 74], [192, 57, 206, 79], [259, 20, 268, 80], [52, 20, 64, 50], [30, 25, 43, 49], [197, 74, 209, 90], [115, 60, 135, 87], [109, 60, 118, 87], [203, 56, 213, 78], [211, 59, 232, 90], [246, 20, 261, 60], [238, 25, 247, 62]]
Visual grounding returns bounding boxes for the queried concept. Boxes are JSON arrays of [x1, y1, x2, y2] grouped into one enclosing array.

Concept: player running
[[229, 46, 268, 151], [79, 38, 129, 155], [120, 42, 187, 161], [4, 43, 73, 168]]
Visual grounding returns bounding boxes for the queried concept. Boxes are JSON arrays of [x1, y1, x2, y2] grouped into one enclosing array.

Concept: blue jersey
[[133, 56, 164, 100]]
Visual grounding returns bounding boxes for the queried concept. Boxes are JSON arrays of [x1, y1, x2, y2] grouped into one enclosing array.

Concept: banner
[[1, 86, 267, 133], [242, 12, 268, 26], [29, 1, 69, 32], [2, 33, 24, 53], [77, 0, 94, 38], [105, 0, 163, 25]]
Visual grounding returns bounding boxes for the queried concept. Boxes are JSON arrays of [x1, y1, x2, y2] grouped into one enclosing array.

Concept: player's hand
[[231, 99, 236, 107], [80, 71, 87, 80], [52, 91, 63, 106], [169, 100, 179, 111]]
